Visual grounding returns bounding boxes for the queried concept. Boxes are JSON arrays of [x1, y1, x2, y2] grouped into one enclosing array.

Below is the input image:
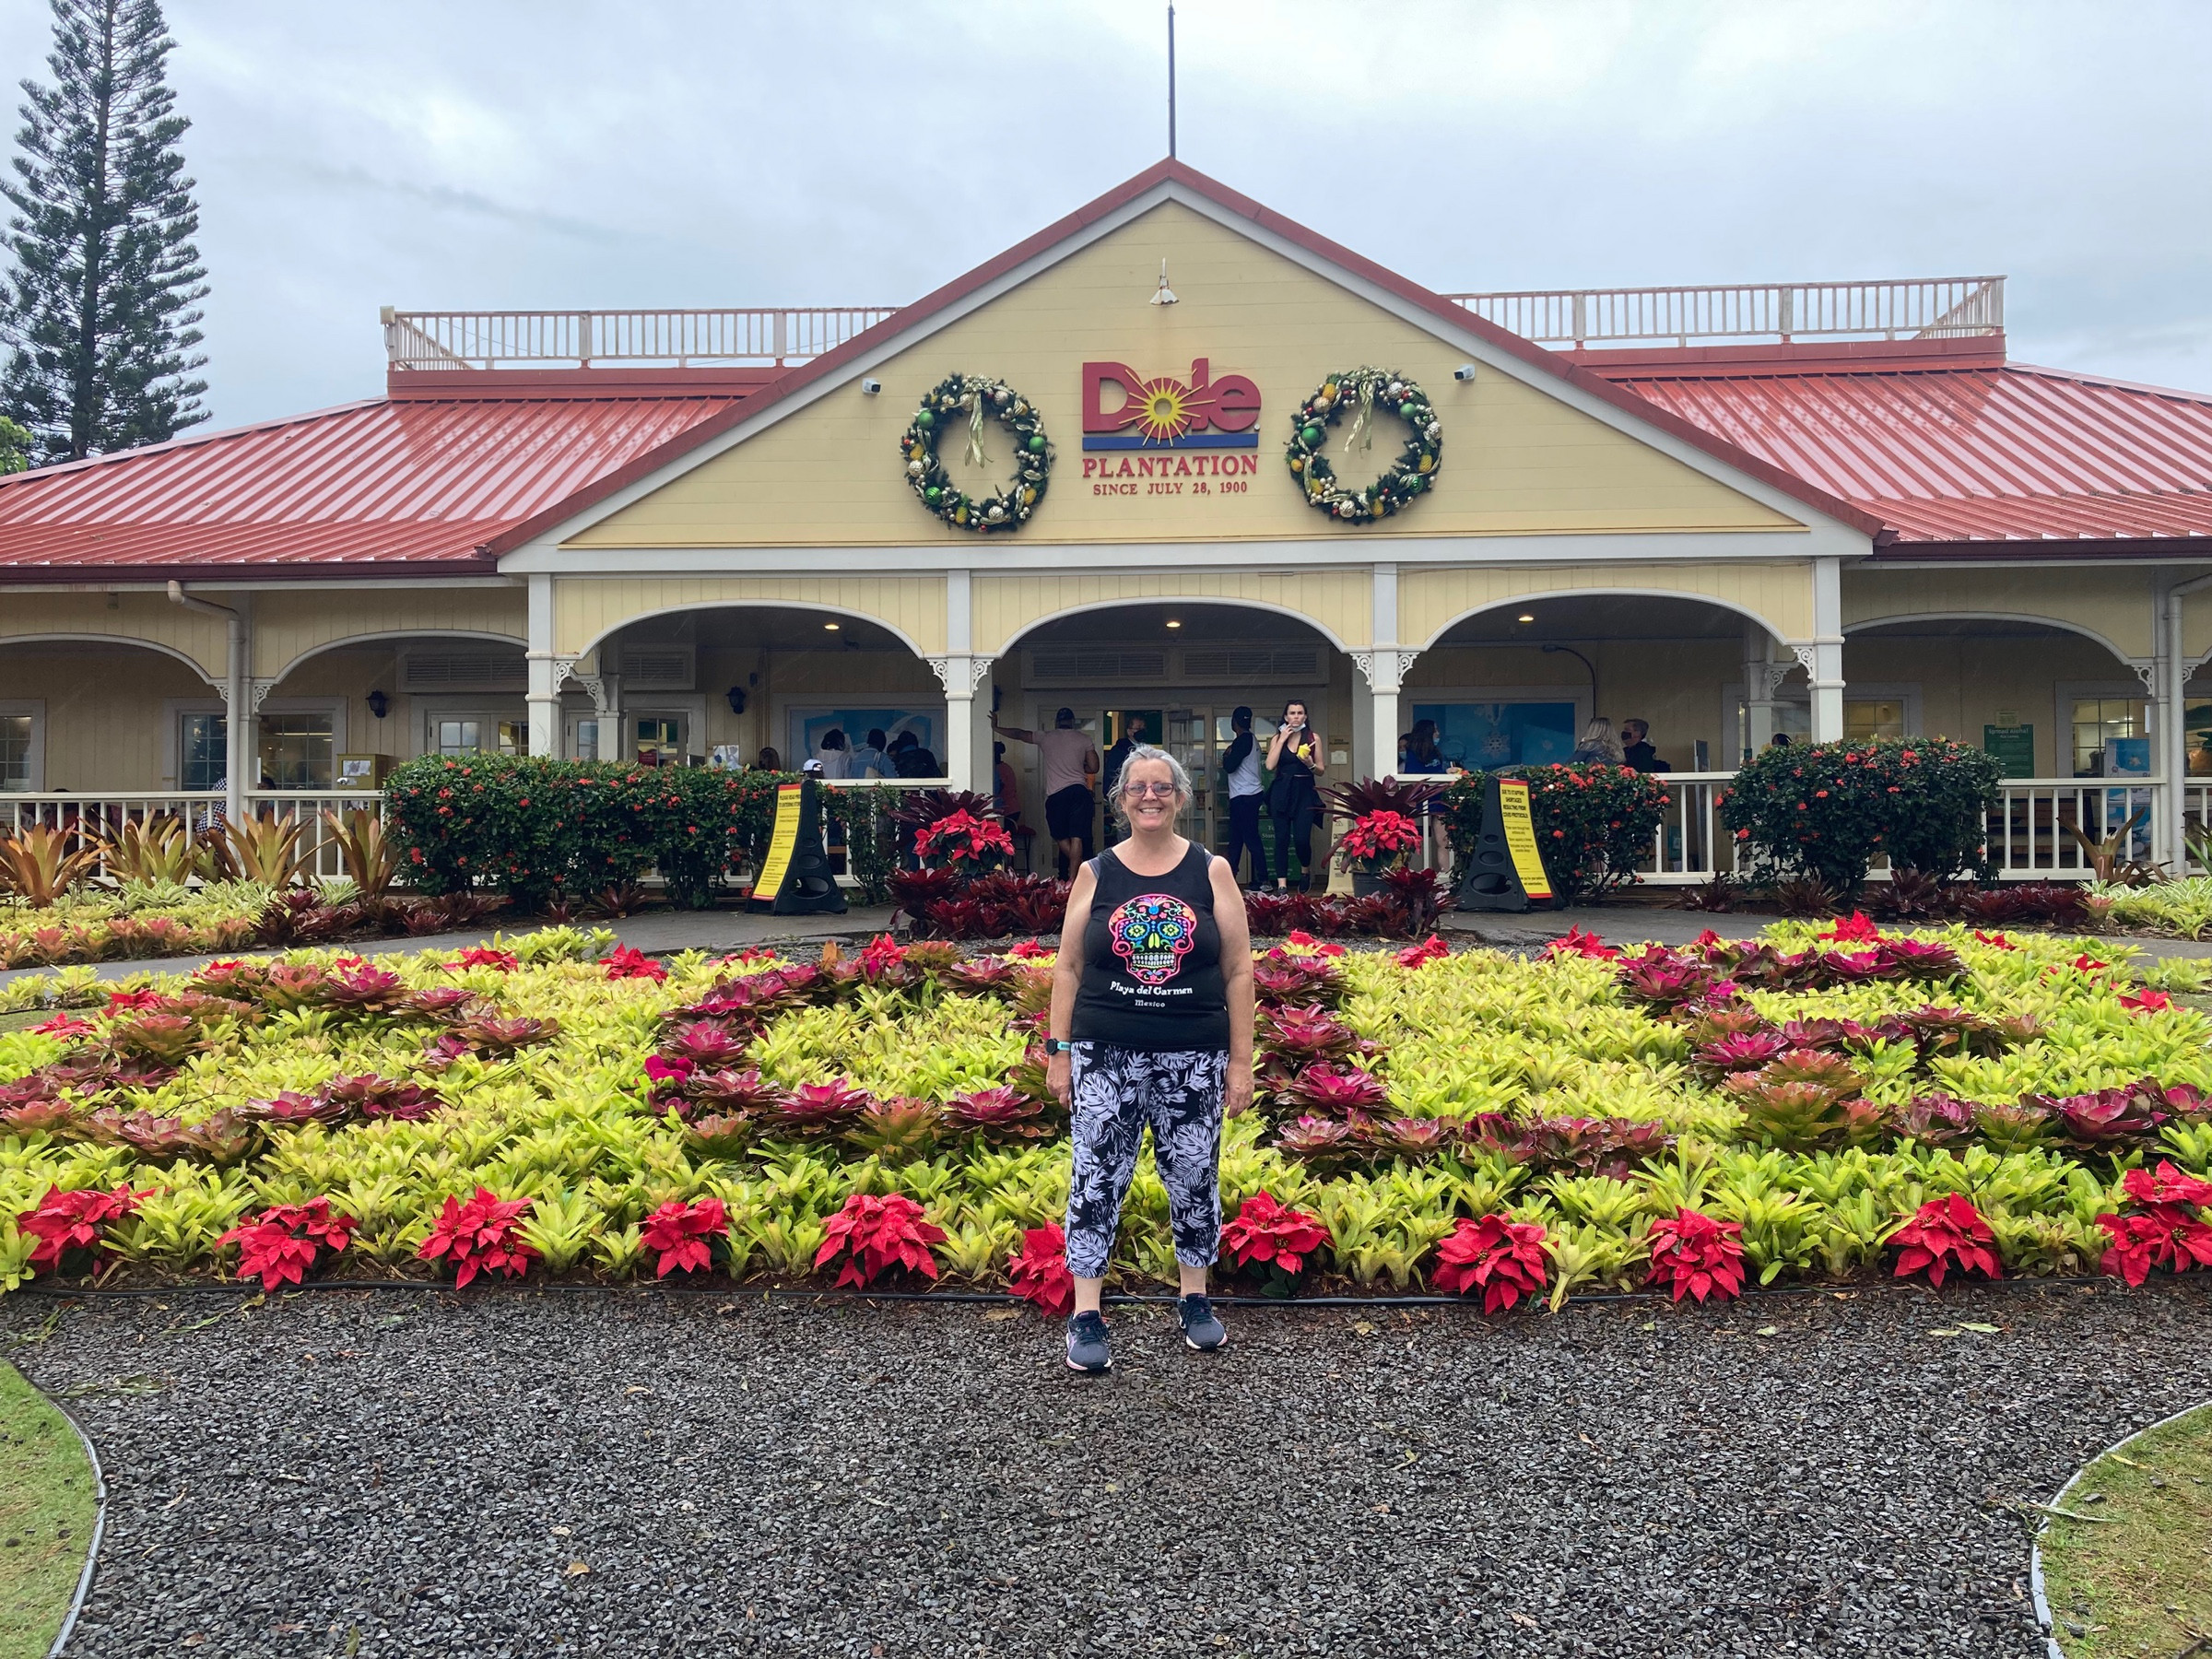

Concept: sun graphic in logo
[[1130, 376, 1198, 443]]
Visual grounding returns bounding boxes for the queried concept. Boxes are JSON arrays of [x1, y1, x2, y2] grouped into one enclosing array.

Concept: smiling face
[[1118, 755, 1182, 834]]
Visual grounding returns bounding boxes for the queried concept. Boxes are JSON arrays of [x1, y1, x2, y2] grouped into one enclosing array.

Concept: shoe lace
[[1181, 1293, 1214, 1323], [1071, 1311, 1107, 1337]]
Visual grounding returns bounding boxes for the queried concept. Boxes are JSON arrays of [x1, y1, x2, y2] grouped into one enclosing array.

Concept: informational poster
[[1983, 724, 2034, 778], [1493, 777, 1555, 902], [748, 783, 805, 907]]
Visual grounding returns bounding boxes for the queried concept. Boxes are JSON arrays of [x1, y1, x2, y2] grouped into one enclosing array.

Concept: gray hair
[[1110, 743, 1192, 820]]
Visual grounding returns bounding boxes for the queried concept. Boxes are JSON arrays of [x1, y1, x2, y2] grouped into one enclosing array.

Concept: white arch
[[266, 628, 528, 687], [0, 632, 222, 686], [1413, 588, 1789, 653], [998, 595, 1356, 656], [1843, 611, 2137, 668], [573, 599, 935, 665]]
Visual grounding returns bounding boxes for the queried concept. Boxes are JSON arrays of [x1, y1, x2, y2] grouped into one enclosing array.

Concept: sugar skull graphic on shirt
[[1107, 893, 1197, 987]]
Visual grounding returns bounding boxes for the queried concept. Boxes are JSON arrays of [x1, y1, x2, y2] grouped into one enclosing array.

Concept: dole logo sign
[[1080, 359, 1262, 486]]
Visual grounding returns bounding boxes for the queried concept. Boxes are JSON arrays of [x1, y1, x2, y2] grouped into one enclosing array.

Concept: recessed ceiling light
[[1516, 613, 1535, 624], [823, 621, 841, 631], [1164, 619, 1182, 629]]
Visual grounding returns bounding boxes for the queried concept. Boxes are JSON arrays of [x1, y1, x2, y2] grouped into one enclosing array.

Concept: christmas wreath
[[1285, 368, 1442, 524], [900, 373, 1053, 534]]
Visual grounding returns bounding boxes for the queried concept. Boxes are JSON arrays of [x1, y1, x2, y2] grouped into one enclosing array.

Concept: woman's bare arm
[[1046, 861, 1097, 1105], [1210, 854, 1255, 1118]]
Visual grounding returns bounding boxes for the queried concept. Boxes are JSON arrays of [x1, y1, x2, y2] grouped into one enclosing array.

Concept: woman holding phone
[[1265, 698, 1324, 892]]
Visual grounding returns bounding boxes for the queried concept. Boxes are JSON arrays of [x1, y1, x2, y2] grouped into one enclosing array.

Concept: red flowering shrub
[[1441, 765, 1671, 904], [1218, 1192, 1331, 1283], [1718, 737, 2001, 892], [913, 809, 1017, 873], [1006, 1223, 1075, 1318], [1643, 1208, 1746, 1303], [2120, 987, 2173, 1014], [640, 1196, 729, 1277], [814, 1193, 946, 1288], [1432, 1215, 1550, 1312], [1334, 808, 1423, 876], [603, 945, 668, 982], [2096, 1159, 2212, 1286], [16, 1184, 147, 1274], [418, 1187, 538, 1287], [220, 1199, 355, 1288], [1889, 1194, 2001, 1287], [1394, 934, 1450, 970]]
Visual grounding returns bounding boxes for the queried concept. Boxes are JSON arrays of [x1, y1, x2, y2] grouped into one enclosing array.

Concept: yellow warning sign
[[750, 782, 805, 903], [1494, 778, 1554, 901]]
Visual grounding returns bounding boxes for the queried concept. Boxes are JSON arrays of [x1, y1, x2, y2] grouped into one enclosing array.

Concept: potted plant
[[912, 808, 1016, 877], [1324, 777, 1446, 894]]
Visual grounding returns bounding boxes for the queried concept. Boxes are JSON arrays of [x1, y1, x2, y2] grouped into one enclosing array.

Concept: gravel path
[[5, 1283, 2206, 1658]]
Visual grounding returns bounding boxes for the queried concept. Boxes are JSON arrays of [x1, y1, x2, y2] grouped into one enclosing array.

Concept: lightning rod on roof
[[1167, 3, 1177, 159]]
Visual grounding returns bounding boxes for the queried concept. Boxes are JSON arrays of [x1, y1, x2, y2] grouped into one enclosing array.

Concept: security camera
[[860, 377, 882, 394], [1453, 363, 1477, 382]]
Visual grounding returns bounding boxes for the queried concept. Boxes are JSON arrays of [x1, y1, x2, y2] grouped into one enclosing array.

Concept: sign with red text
[[1079, 359, 1263, 498]]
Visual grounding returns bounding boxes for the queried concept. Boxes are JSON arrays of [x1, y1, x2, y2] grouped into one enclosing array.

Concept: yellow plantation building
[[3, 160, 2211, 880]]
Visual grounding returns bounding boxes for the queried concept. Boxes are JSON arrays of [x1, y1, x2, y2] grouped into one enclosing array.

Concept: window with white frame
[[258, 712, 335, 788], [429, 713, 526, 757], [0, 701, 41, 792], [180, 712, 227, 790]]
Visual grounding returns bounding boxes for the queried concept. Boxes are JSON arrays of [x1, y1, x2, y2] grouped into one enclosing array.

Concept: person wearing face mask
[[1265, 698, 1324, 892]]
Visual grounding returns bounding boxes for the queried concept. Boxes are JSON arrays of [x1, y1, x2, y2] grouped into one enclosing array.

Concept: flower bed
[[2, 919, 2208, 1307]]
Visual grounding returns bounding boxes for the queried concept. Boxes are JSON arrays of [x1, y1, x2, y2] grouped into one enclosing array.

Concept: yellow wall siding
[[554, 576, 947, 659], [1846, 632, 2130, 776], [567, 202, 1803, 550], [1407, 641, 1743, 768], [0, 646, 213, 789], [253, 586, 527, 680], [971, 568, 1373, 654], [2184, 589, 2212, 667], [0, 593, 227, 683], [1400, 560, 1814, 648], [1843, 567, 2155, 662]]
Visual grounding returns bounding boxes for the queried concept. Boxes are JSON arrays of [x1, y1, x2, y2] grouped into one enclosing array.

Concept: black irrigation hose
[[16, 1270, 2161, 1311]]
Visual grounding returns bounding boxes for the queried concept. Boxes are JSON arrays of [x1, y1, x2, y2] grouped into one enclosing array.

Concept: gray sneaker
[[1065, 1311, 1112, 1373], [1177, 1294, 1227, 1352]]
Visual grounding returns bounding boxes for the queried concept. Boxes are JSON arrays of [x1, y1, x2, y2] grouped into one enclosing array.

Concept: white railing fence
[[1447, 276, 2006, 349], [382, 306, 902, 371]]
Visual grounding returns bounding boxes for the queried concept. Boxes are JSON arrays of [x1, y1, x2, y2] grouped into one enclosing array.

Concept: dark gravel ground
[[6, 1280, 2207, 1659]]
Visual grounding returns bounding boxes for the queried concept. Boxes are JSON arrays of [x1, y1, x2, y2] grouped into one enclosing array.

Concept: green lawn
[[2043, 1401, 2212, 1656], [0, 1360, 94, 1659]]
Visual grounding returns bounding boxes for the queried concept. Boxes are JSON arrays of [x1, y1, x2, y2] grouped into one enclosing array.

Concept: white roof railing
[[381, 305, 903, 371], [1442, 276, 2005, 349]]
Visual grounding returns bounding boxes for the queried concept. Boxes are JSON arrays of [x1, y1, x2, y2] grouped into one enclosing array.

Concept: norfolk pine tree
[[0, 0, 207, 464]]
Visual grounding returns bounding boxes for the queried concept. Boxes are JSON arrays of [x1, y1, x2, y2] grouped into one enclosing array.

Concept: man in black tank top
[[1041, 746, 1254, 1373]]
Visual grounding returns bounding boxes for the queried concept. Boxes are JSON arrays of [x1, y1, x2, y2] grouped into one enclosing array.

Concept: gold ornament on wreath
[[898, 372, 1053, 534], [1284, 367, 1442, 524]]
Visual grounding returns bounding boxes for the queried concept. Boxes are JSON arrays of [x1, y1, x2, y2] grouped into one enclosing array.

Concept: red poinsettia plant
[[914, 810, 1016, 874], [1545, 925, 1619, 961], [1642, 1207, 1746, 1303], [640, 1196, 729, 1277], [1432, 1214, 1550, 1312], [17, 1184, 148, 1275], [814, 1192, 946, 1288], [603, 945, 669, 982], [1006, 1223, 1075, 1318], [447, 946, 519, 971], [2096, 1159, 2212, 1287], [1889, 1194, 2001, 1287], [220, 1198, 356, 1289], [1333, 809, 1424, 876], [1218, 1192, 1332, 1289], [1394, 935, 1450, 970], [418, 1187, 539, 1287]]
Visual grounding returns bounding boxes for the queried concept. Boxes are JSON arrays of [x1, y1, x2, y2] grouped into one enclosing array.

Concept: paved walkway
[[6, 898, 2206, 990], [10, 1284, 2207, 1657]]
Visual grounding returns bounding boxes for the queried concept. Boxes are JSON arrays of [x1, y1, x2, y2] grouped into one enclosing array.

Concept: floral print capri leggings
[[1064, 1042, 1229, 1278]]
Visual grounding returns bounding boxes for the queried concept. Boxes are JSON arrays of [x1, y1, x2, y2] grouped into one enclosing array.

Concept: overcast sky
[[6, 0, 2210, 428]]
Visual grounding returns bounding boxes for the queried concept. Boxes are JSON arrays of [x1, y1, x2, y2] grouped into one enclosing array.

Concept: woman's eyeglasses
[[1122, 782, 1179, 798]]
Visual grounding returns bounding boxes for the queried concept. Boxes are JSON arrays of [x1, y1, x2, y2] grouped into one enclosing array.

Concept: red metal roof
[[0, 386, 747, 579], [1596, 353, 2212, 547]]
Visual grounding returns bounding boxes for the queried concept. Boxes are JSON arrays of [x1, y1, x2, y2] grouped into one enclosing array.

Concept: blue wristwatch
[[1044, 1038, 1070, 1056]]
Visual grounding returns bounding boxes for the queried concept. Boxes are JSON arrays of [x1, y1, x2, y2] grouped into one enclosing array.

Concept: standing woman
[[1219, 705, 1267, 890], [1265, 698, 1325, 892], [1046, 746, 1255, 1373]]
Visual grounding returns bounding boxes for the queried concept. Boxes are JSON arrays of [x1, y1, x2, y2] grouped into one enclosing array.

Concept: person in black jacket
[[1218, 705, 1267, 888], [889, 731, 942, 778]]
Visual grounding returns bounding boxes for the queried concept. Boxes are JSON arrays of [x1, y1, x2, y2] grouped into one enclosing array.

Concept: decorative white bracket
[[926, 654, 995, 694], [2132, 660, 2161, 694], [1790, 644, 1818, 675], [1349, 649, 1420, 689]]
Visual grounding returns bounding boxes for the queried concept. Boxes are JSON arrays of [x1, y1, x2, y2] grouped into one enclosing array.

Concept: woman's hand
[[1224, 1058, 1254, 1119], [1048, 1050, 1072, 1106]]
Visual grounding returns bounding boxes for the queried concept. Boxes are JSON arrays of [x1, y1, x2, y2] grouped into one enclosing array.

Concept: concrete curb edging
[[41, 1388, 107, 1659], [2030, 1396, 2210, 1658]]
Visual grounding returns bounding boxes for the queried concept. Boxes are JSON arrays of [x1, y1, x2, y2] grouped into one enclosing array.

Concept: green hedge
[[1718, 736, 2002, 891], [383, 756, 799, 910], [1441, 764, 1673, 905]]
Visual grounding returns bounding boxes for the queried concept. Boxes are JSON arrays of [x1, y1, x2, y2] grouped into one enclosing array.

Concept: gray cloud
[[4, 0, 2208, 424]]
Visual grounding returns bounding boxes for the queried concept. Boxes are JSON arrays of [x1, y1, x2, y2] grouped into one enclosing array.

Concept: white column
[[2157, 582, 2187, 866], [223, 608, 253, 824], [1361, 563, 1409, 779], [1806, 555, 1846, 743], [928, 654, 992, 790], [525, 573, 561, 759]]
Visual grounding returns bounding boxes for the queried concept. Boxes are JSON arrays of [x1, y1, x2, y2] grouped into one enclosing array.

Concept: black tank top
[[1071, 841, 1230, 1051]]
